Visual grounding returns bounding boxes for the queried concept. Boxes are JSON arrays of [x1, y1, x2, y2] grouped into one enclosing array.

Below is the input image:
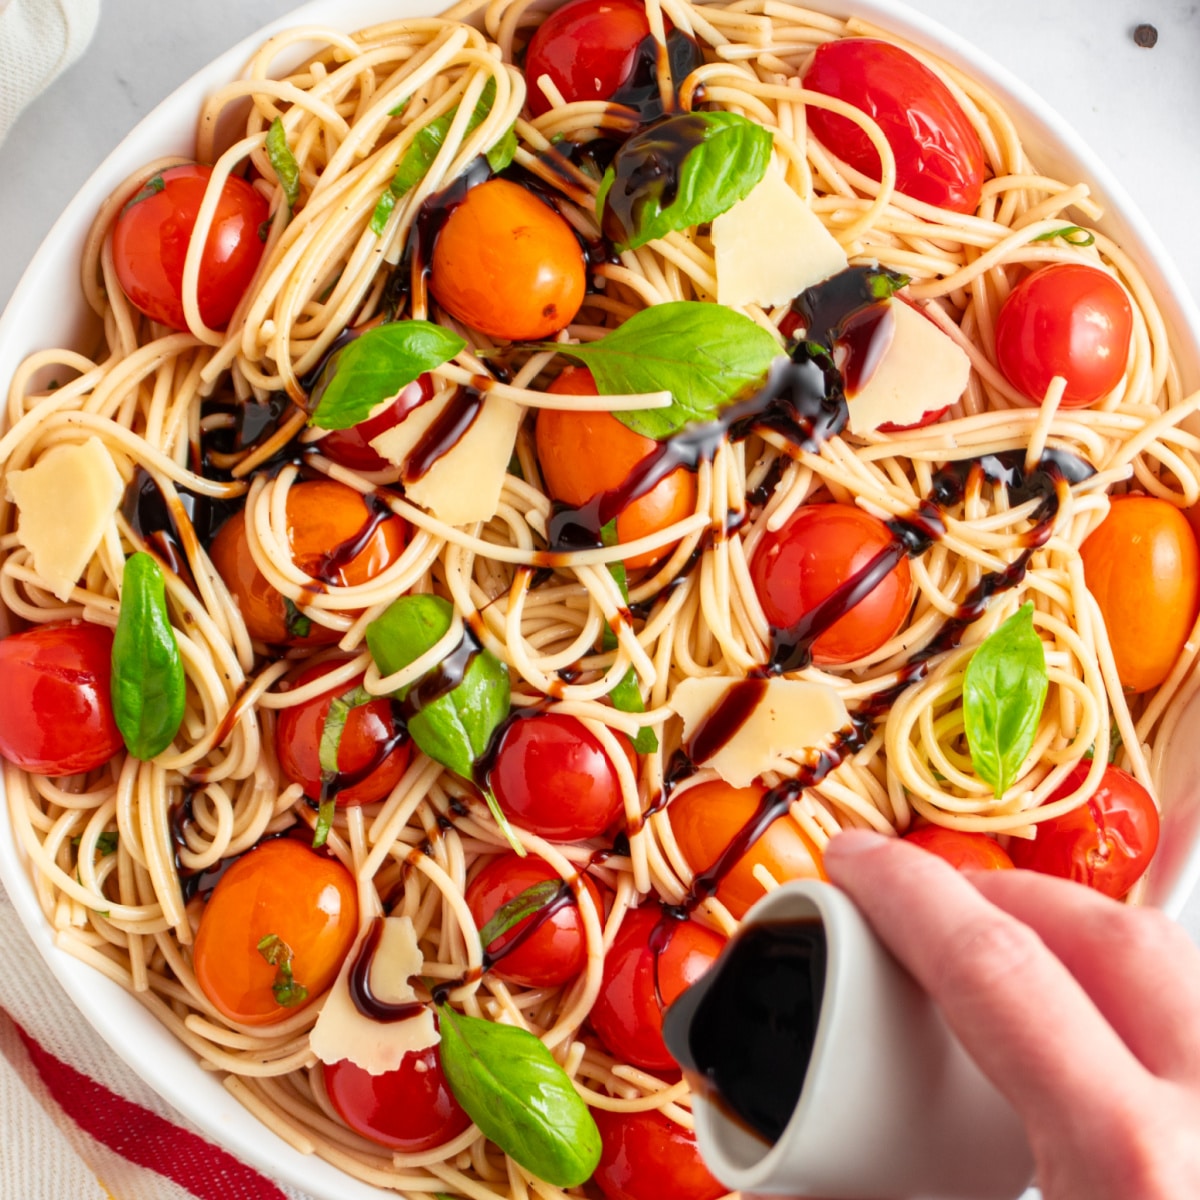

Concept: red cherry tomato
[[323, 1044, 471, 1152], [590, 903, 725, 1072], [429, 179, 586, 341], [668, 780, 822, 918], [465, 852, 605, 987], [524, 0, 653, 117], [192, 838, 359, 1025], [801, 38, 986, 213], [994, 264, 1133, 407], [488, 712, 635, 841], [112, 164, 269, 331], [902, 825, 1014, 871], [0, 621, 123, 776], [537, 368, 696, 569], [749, 503, 913, 665], [1007, 763, 1159, 899], [275, 661, 411, 807], [209, 479, 407, 644], [1079, 494, 1200, 693], [591, 1107, 725, 1200], [317, 374, 434, 472]]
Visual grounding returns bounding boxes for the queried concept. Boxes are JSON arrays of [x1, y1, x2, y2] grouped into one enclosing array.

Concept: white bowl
[[2, 2, 1200, 1197]]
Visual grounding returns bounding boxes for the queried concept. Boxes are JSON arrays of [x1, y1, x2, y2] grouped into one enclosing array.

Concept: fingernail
[[825, 828, 889, 860]]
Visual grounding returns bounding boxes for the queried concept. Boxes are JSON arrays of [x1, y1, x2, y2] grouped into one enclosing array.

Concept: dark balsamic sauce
[[608, 30, 705, 124], [686, 677, 768, 766], [313, 492, 396, 585], [402, 388, 487, 483], [348, 917, 428, 1022]]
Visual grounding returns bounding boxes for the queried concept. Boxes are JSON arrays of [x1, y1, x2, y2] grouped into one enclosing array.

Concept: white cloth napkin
[[0, 0, 100, 145]]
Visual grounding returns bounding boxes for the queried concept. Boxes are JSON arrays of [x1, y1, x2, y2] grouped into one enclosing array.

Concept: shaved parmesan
[[309, 915, 438, 1074], [845, 300, 972, 436], [668, 676, 849, 789], [370, 391, 521, 526], [713, 167, 849, 309], [6, 437, 124, 602]]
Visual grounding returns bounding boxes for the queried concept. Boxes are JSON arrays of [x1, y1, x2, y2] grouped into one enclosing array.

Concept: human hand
[[789, 828, 1200, 1200]]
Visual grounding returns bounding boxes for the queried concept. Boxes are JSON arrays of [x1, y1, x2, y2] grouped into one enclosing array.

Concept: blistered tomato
[[275, 660, 411, 806], [994, 264, 1133, 407], [668, 780, 822, 918], [801, 38, 986, 213], [536, 367, 696, 569], [1079, 494, 1200, 692], [902, 825, 1014, 870], [749, 503, 912, 665], [1008, 763, 1159, 899], [192, 838, 359, 1025], [209, 479, 407, 644], [591, 1107, 725, 1200], [0, 621, 124, 776], [429, 179, 585, 341], [112, 163, 269, 331], [590, 903, 725, 1072]]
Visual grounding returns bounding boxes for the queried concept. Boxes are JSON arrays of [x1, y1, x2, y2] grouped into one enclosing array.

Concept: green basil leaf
[[962, 603, 1049, 797], [111, 552, 186, 761], [257, 933, 309, 1007], [73, 832, 118, 857], [312, 795, 336, 849], [486, 123, 518, 174], [122, 173, 164, 214], [370, 78, 506, 235], [478, 879, 563, 949], [283, 596, 312, 639], [318, 685, 374, 775], [1030, 225, 1095, 247], [541, 301, 780, 439], [609, 668, 657, 753], [266, 116, 301, 213], [600, 518, 625, 653], [597, 112, 772, 251], [309, 320, 463, 431], [437, 1003, 601, 1186]]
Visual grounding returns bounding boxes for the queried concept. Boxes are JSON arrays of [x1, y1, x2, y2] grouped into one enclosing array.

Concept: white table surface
[[0, 0, 1198, 1188]]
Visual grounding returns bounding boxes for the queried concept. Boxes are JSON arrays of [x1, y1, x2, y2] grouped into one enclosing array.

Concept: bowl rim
[[2, 1, 1199, 1196]]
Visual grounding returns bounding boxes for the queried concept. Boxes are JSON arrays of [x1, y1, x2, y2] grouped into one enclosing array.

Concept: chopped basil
[[266, 116, 301, 213], [256, 933, 309, 1007], [609, 669, 657, 753], [478, 879, 563, 949], [1031, 225, 1095, 247], [283, 597, 312, 639]]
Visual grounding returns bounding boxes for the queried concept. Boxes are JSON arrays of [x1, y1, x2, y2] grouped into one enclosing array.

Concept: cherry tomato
[[317, 374, 434, 472], [429, 179, 585, 341], [112, 164, 269, 331], [209, 480, 407, 644], [0, 621, 124, 776], [591, 1107, 725, 1200], [902, 825, 1014, 870], [1079, 494, 1200, 693], [668, 780, 821, 918], [1008, 762, 1159, 899], [590, 903, 725, 1072], [749, 503, 913, 665], [801, 38, 986, 213], [994, 264, 1133, 407], [465, 852, 605, 987], [488, 712, 635, 841], [275, 661, 411, 807], [537, 367, 696, 569], [524, 0, 653, 117], [322, 1043, 471, 1152], [192, 838, 359, 1025]]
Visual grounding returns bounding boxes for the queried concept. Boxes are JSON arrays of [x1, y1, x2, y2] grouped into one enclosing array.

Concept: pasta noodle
[[3, 0, 1198, 1195]]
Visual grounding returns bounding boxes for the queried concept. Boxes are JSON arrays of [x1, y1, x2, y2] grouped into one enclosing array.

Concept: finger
[[824, 830, 1146, 1131], [967, 866, 1200, 1081]]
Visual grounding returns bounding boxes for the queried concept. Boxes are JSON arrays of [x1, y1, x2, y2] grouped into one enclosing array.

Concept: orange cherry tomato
[[192, 838, 358, 1026], [209, 480, 407, 644], [749, 503, 913, 665], [275, 660, 412, 807], [668, 779, 822, 919], [536, 367, 696, 569], [902, 825, 1014, 871], [429, 179, 585, 341], [1079, 494, 1200, 692]]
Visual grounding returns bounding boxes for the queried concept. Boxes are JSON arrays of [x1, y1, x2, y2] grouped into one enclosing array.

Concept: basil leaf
[[366, 596, 519, 849], [597, 112, 772, 251], [318, 685, 374, 775], [370, 78, 508, 235], [122, 173, 164, 214], [436, 1003, 601, 1186], [283, 596, 312, 639], [486, 123, 518, 174], [111, 553, 186, 761], [478, 879, 563, 949], [266, 117, 300, 213], [73, 832, 118, 857], [600, 518, 624, 653], [962, 603, 1048, 797], [257, 933, 308, 1007], [309, 320, 463, 431], [609, 668, 657, 753], [1031, 225, 1095, 247], [542, 301, 780, 439]]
